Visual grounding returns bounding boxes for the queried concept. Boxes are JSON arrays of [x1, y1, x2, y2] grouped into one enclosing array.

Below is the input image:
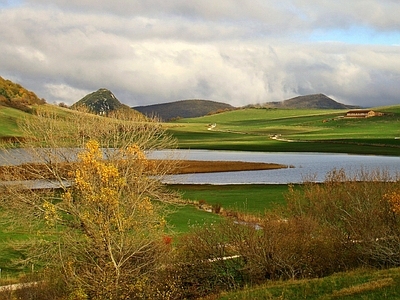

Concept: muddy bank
[[175, 160, 287, 174], [0, 160, 288, 181]]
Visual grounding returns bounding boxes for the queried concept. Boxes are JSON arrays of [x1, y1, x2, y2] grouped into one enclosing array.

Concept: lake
[[148, 150, 400, 184], [1, 148, 399, 185]]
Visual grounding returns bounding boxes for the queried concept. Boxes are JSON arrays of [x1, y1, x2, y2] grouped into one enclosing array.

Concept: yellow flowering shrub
[[57, 139, 170, 299], [384, 191, 400, 214], [42, 200, 57, 226]]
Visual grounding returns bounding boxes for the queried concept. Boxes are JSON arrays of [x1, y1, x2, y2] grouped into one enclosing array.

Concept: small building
[[345, 110, 383, 118]]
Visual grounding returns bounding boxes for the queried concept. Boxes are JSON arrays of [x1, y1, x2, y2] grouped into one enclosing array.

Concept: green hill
[[133, 99, 235, 121], [0, 76, 46, 112]]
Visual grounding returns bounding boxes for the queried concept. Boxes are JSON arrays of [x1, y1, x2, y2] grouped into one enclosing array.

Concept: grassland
[[168, 106, 400, 156], [0, 107, 30, 140], [165, 184, 291, 233], [168, 184, 289, 215]]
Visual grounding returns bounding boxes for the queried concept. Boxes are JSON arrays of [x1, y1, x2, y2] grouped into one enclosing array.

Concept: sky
[[1, 0, 400, 108]]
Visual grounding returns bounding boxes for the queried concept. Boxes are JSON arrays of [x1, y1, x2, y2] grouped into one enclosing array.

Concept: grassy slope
[[168, 106, 400, 155], [0, 104, 76, 140], [0, 107, 31, 138], [219, 267, 400, 299]]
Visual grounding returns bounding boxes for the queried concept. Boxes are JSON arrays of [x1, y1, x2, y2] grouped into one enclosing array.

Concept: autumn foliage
[[0, 76, 45, 112]]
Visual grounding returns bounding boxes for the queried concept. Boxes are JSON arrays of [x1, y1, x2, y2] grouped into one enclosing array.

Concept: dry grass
[[331, 278, 394, 298]]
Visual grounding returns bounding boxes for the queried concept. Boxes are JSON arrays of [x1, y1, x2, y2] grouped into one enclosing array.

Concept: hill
[[251, 94, 360, 109], [0, 76, 46, 112], [133, 99, 235, 121], [71, 88, 128, 115]]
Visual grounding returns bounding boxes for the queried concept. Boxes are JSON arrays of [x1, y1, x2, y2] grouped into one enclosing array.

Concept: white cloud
[[0, 1, 399, 107], [45, 83, 90, 104]]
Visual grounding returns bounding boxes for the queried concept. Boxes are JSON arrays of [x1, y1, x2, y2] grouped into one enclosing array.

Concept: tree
[[0, 106, 179, 299]]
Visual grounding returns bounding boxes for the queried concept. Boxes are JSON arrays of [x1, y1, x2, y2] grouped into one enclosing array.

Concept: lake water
[[1, 148, 399, 185], [148, 150, 400, 184]]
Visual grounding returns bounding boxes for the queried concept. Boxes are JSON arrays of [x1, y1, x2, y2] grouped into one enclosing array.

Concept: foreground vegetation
[[2, 166, 400, 299]]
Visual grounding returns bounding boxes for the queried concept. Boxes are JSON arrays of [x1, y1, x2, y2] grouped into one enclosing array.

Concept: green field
[[168, 106, 400, 156], [169, 184, 289, 214], [0, 184, 288, 277], [0, 107, 30, 139], [165, 184, 290, 233]]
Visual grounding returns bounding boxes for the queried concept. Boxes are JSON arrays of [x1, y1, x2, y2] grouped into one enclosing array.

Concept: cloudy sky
[[1, 0, 400, 107]]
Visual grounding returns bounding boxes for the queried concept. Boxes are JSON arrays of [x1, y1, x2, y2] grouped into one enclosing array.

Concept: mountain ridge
[[259, 93, 360, 109], [133, 99, 235, 121]]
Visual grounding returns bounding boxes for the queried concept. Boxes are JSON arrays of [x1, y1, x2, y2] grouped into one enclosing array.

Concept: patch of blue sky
[[0, 0, 23, 8], [309, 26, 400, 46]]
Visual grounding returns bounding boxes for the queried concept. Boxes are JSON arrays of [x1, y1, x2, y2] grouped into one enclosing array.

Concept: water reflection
[[148, 150, 400, 184]]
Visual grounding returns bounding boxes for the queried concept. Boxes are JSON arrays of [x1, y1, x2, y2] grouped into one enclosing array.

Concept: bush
[[173, 222, 246, 299], [235, 214, 360, 283], [285, 168, 400, 268]]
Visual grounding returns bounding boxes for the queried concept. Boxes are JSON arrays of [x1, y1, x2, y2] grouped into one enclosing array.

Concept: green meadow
[[165, 184, 291, 233], [168, 106, 400, 156], [0, 107, 29, 139], [169, 184, 289, 214], [2, 104, 400, 155]]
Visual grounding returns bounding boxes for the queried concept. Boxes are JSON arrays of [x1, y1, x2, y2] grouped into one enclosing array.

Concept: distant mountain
[[71, 88, 128, 115], [0, 76, 45, 112], [133, 99, 235, 121], [252, 94, 360, 109]]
